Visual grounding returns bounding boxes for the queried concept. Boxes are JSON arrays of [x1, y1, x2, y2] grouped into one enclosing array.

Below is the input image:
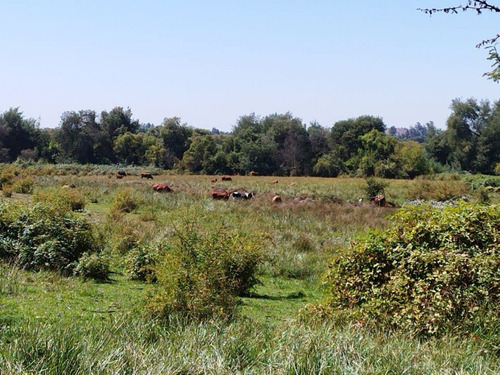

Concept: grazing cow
[[211, 189, 230, 200], [221, 176, 232, 181], [272, 194, 282, 203], [290, 182, 296, 187], [153, 183, 172, 192], [116, 173, 124, 179], [117, 170, 127, 177], [141, 172, 153, 179], [211, 178, 217, 183], [271, 180, 278, 184], [249, 171, 259, 176], [232, 191, 254, 200], [62, 184, 76, 189]]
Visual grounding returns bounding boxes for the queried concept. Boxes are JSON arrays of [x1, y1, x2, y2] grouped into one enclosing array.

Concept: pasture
[[0, 166, 498, 374]]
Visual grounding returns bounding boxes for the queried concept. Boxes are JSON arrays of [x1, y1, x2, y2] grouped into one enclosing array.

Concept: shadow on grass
[[247, 291, 306, 300]]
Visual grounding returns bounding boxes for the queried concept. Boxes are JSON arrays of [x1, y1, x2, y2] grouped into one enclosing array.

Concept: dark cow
[[211, 178, 217, 183], [153, 183, 172, 192], [141, 172, 153, 179], [249, 171, 259, 176], [221, 176, 232, 181], [117, 170, 127, 177], [116, 173, 124, 179], [210, 189, 230, 200], [231, 191, 254, 200], [272, 194, 282, 203]]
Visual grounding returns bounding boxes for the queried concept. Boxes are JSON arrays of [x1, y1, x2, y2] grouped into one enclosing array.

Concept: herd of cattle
[[104, 171, 394, 206]]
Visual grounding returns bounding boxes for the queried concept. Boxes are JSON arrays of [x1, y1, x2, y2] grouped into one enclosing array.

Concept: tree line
[[1, 98, 499, 177]]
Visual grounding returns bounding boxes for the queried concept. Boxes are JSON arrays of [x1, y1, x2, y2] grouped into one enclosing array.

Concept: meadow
[[0, 165, 498, 374]]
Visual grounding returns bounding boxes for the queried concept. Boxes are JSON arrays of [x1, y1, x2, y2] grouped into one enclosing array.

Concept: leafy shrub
[[34, 188, 85, 211], [148, 223, 264, 321], [126, 244, 158, 282], [110, 188, 139, 214], [364, 177, 387, 199], [0, 202, 100, 274], [2, 185, 13, 198], [405, 179, 471, 201], [74, 252, 110, 280], [12, 176, 35, 194], [321, 203, 499, 336]]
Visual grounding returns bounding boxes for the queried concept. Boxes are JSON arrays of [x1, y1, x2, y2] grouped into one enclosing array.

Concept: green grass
[[0, 171, 499, 373]]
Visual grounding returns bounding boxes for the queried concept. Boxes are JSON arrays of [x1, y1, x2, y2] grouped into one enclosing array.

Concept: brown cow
[[211, 178, 218, 183], [290, 182, 296, 187], [221, 176, 232, 181], [141, 172, 153, 179], [272, 194, 282, 203], [116, 173, 124, 179], [210, 189, 230, 199], [249, 171, 259, 176], [371, 195, 395, 207], [271, 180, 278, 184], [153, 183, 172, 192]]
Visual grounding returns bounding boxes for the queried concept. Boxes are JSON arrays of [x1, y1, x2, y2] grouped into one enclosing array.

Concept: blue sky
[[0, 1, 498, 131]]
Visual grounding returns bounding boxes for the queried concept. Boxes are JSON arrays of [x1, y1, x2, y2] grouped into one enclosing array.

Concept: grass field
[[0, 169, 498, 374]]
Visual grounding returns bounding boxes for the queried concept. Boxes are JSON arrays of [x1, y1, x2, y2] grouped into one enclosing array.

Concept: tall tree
[[56, 110, 101, 164], [0, 108, 39, 162], [329, 115, 386, 169]]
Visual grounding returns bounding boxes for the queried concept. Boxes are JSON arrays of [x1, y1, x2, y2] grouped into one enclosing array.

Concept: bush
[[364, 177, 387, 199], [0, 202, 100, 274], [148, 223, 264, 321], [34, 188, 85, 211], [12, 176, 35, 194], [110, 188, 139, 214], [74, 252, 110, 280], [126, 244, 158, 282], [321, 203, 499, 336]]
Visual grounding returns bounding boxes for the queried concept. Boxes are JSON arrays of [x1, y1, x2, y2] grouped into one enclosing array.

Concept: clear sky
[[0, 1, 498, 131]]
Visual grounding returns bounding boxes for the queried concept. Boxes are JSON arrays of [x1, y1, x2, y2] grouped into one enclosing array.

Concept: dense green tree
[[157, 117, 193, 161], [181, 134, 217, 173], [307, 122, 331, 160], [56, 110, 101, 164], [263, 113, 312, 175], [474, 100, 500, 173], [330, 115, 386, 162], [0, 108, 39, 162], [97, 107, 139, 163], [357, 129, 397, 177], [113, 132, 149, 165], [393, 140, 431, 178]]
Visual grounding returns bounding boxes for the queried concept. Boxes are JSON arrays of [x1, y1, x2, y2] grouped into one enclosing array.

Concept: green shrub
[[34, 188, 85, 211], [148, 223, 264, 321], [0, 202, 100, 274], [2, 185, 13, 198], [74, 252, 110, 280], [12, 176, 35, 194], [364, 177, 387, 199], [126, 244, 158, 282], [321, 203, 499, 336], [110, 188, 138, 214]]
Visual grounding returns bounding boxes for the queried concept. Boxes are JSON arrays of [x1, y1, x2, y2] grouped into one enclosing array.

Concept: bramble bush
[[321, 202, 499, 337], [0, 202, 101, 275], [148, 223, 264, 321]]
